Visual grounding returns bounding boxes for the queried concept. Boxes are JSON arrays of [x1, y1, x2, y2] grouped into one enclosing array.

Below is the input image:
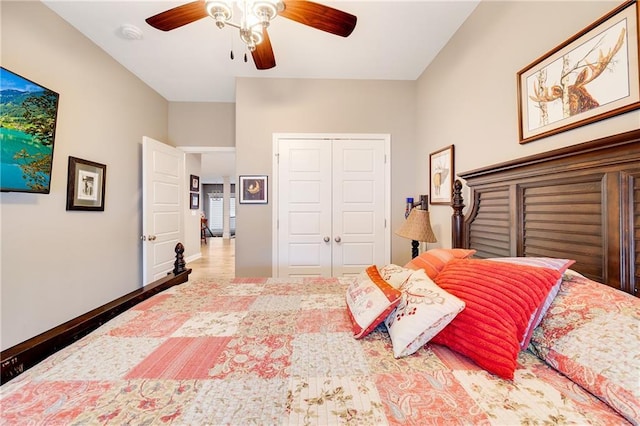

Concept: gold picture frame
[[429, 145, 454, 205]]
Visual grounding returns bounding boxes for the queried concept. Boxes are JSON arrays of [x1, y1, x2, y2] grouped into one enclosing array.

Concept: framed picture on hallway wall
[[190, 193, 200, 210], [517, 1, 640, 144], [429, 145, 454, 205], [239, 175, 267, 204], [66, 156, 106, 211], [190, 174, 200, 192]]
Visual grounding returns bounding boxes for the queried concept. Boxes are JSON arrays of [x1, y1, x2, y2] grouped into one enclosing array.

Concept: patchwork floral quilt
[[0, 276, 630, 425]]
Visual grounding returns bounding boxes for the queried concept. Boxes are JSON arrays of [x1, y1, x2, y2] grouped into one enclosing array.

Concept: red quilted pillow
[[432, 259, 560, 379], [404, 248, 476, 278]]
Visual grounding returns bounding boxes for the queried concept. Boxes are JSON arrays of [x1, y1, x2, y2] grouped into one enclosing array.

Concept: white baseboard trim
[[185, 252, 202, 264]]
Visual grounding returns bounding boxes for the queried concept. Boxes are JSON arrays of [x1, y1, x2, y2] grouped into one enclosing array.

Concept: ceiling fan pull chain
[[244, 52, 248, 63], [230, 50, 234, 60]]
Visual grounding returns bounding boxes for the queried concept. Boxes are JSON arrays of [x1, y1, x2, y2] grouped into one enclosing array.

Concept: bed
[[1, 129, 639, 425]]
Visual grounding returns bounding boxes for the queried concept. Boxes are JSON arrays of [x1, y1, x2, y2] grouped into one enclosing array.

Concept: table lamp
[[395, 208, 437, 258]]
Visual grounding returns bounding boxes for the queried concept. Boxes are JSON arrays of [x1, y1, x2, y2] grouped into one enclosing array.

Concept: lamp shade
[[395, 208, 437, 243]]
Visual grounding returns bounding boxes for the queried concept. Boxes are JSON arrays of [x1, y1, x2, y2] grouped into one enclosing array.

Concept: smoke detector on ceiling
[[119, 24, 143, 40]]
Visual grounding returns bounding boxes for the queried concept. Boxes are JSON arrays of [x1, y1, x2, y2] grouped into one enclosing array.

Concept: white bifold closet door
[[276, 136, 388, 277]]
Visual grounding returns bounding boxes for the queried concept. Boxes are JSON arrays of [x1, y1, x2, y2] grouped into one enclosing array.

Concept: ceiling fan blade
[[280, 0, 357, 37], [252, 28, 276, 70], [146, 1, 208, 31]]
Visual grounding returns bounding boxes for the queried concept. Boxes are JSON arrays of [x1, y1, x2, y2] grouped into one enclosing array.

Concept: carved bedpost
[[451, 179, 465, 248], [173, 242, 186, 274]]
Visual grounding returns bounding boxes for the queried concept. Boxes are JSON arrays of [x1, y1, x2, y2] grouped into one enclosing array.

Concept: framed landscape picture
[[0, 67, 60, 193]]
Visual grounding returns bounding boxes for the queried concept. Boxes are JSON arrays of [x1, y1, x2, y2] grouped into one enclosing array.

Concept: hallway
[[187, 237, 235, 281]]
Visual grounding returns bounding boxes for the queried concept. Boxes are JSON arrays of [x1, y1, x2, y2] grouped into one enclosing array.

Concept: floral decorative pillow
[[378, 264, 414, 289], [404, 248, 476, 279], [345, 265, 402, 339], [529, 273, 640, 424], [384, 268, 465, 358], [489, 257, 575, 349], [431, 259, 560, 380]]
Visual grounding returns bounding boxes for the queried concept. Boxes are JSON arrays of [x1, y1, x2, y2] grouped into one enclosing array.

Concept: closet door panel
[[332, 139, 386, 276], [277, 139, 332, 277]]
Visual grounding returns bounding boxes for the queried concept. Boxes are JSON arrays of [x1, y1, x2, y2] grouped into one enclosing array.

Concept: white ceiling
[[43, 0, 480, 103], [42, 0, 479, 183]]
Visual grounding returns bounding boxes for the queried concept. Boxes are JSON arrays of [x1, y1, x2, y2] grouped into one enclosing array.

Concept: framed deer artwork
[[429, 145, 454, 205], [517, 0, 639, 144]]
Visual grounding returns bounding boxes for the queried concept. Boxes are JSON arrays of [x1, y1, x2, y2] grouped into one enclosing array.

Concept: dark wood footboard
[[0, 243, 191, 384], [452, 129, 640, 296]]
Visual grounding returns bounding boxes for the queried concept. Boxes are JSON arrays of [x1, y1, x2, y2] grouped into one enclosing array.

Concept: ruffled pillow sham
[[529, 272, 640, 424]]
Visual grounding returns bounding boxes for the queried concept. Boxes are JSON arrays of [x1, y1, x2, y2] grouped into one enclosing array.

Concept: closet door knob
[[324, 236, 330, 242], [334, 236, 341, 243]]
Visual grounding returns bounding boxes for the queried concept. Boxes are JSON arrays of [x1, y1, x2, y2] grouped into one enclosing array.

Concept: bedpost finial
[[173, 242, 186, 275], [451, 180, 465, 248], [452, 180, 464, 210]]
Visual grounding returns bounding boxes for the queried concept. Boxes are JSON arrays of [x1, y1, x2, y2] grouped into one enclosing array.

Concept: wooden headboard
[[451, 129, 640, 297]]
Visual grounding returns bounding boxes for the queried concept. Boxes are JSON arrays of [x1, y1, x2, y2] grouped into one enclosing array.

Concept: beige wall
[[416, 0, 640, 248], [3, 0, 638, 349], [233, 1, 640, 275], [183, 153, 202, 262], [0, 2, 168, 350], [168, 102, 236, 261], [235, 78, 418, 275], [169, 102, 235, 147]]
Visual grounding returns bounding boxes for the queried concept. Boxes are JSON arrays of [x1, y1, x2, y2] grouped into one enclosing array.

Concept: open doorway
[[202, 182, 236, 238], [181, 146, 236, 278]]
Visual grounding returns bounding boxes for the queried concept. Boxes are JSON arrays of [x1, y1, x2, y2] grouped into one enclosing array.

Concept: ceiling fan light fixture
[[205, 1, 232, 28], [252, 1, 282, 27], [240, 27, 263, 50]]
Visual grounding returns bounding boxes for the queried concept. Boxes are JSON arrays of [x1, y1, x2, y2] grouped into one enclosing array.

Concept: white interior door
[[277, 139, 332, 277], [275, 135, 389, 278], [142, 136, 184, 284], [332, 139, 386, 277]]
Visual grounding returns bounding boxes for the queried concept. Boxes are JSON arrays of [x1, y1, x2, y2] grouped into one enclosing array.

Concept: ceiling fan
[[145, 0, 357, 70]]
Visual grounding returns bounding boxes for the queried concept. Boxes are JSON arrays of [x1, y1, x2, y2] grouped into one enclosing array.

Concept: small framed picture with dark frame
[[190, 174, 200, 192], [239, 175, 267, 204], [190, 192, 200, 210], [66, 156, 106, 211]]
